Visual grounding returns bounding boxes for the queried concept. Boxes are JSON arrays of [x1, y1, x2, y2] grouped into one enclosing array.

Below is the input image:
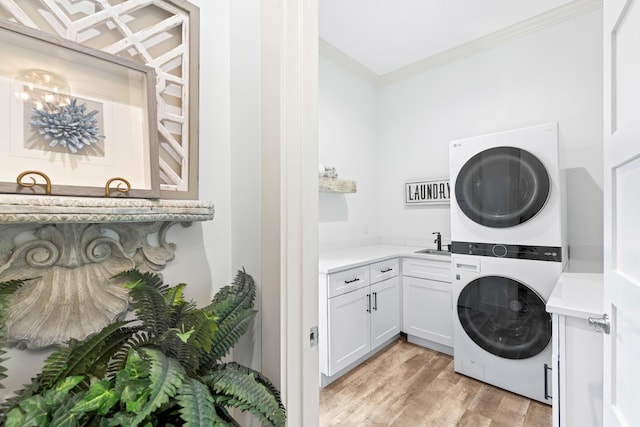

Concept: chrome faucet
[[433, 232, 442, 251]]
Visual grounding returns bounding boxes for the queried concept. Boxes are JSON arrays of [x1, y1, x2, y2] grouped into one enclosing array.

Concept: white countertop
[[546, 272, 604, 319], [319, 244, 451, 274]]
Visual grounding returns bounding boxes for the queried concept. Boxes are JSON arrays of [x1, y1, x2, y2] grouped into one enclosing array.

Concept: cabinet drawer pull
[[381, 268, 393, 273], [344, 277, 360, 284], [544, 363, 552, 400], [373, 292, 378, 311], [366, 294, 371, 313]]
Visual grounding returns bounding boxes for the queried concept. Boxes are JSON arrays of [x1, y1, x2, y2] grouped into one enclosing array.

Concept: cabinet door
[[370, 276, 401, 350], [403, 276, 453, 346], [328, 286, 371, 375]]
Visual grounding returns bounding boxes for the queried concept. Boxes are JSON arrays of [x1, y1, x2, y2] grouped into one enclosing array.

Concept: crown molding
[[319, 38, 379, 84], [379, 0, 603, 85], [320, 0, 602, 87]]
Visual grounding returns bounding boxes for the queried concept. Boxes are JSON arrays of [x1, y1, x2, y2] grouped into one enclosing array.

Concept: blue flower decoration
[[30, 98, 105, 154]]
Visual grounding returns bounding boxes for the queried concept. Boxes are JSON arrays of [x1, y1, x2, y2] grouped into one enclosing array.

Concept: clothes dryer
[[451, 251, 563, 404], [449, 123, 565, 252]]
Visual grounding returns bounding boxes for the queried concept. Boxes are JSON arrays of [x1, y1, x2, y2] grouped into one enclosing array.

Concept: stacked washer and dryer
[[449, 122, 566, 404]]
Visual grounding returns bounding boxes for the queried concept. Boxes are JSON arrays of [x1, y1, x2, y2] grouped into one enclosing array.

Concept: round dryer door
[[455, 146, 550, 228], [457, 276, 551, 360]]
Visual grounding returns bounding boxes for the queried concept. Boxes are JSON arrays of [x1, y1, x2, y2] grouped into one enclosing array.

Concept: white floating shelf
[[319, 177, 357, 193]]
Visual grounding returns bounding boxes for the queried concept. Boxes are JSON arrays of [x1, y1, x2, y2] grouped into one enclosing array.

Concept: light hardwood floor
[[320, 339, 552, 427]]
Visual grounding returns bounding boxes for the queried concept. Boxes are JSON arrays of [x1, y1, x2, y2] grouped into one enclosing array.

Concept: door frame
[[261, 0, 320, 425]]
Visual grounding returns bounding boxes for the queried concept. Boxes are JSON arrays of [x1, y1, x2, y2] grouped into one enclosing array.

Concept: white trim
[[261, 0, 320, 425], [319, 38, 379, 84], [320, 0, 603, 86], [380, 0, 602, 85]]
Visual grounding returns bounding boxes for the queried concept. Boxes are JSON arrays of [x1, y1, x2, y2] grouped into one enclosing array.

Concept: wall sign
[[405, 178, 450, 205]]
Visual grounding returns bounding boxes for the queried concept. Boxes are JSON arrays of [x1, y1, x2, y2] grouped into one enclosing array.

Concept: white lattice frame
[[0, 0, 200, 199]]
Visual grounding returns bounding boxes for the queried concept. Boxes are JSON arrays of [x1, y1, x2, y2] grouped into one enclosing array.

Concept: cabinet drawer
[[328, 266, 370, 298], [369, 258, 399, 284], [402, 257, 451, 282]]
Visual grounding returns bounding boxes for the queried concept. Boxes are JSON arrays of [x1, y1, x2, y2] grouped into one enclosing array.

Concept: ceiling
[[319, 0, 580, 76]]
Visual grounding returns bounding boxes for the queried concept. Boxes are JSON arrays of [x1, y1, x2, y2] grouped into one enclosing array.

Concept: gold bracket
[[16, 170, 52, 195], [105, 177, 131, 197]]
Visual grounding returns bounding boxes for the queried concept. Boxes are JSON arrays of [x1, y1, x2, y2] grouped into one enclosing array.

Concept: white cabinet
[[402, 257, 453, 353], [320, 258, 400, 381], [551, 314, 603, 427], [547, 273, 604, 427]]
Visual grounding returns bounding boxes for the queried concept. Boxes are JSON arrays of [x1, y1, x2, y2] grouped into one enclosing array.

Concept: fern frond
[[176, 377, 225, 426], [127, 281, 171, 340], [205, 362, 286, 427], [31, 321, 134, 393], [165, 283, 188, 307], [0, 278, 30, 389], [180, 310, 217, 353], [216, 406, 242, 426], [200, 308, 256, 369], [0, 278, 31, 296], [106, 331, 152, 378], [228, 363, 286, 416], [131, 348, 185, 425], [207, 270, 256, 324], [87, 325, 143, 380], [161, 333, 200, 376], [114, 269, 169, 294]]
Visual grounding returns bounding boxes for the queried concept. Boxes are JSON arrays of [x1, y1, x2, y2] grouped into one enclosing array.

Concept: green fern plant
[[0, 279, 29, 389], [1, 270, 286, 426]]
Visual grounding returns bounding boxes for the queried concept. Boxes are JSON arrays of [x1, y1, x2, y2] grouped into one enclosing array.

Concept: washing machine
[[452, 251, 563, 404], [449, 122, 566, 252]]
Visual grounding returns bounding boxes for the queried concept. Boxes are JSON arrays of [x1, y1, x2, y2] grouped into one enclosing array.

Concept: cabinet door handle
[[373, 292, 378, 311], [345, 277, 360, 284], [381, 268, 393, 273], [543, 363, 552, 400], [366, 294, 371, 313]]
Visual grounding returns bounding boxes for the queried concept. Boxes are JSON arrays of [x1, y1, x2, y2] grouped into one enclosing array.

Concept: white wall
[[318, 55, 379, 250], [2, 0, 267, 407], [376, 9, 604, 266], [160, 4, 265, 425]]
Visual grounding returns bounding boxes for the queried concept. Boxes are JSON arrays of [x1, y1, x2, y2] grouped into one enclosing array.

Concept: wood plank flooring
[[320, 339, 552, 427]]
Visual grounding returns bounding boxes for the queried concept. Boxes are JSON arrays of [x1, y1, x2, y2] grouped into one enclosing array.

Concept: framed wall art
[[0, 0, 200, 199], [0, 19, 159, 198]]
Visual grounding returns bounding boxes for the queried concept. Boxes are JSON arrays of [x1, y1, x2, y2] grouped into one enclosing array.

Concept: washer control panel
[[451, 241, 562, 262]]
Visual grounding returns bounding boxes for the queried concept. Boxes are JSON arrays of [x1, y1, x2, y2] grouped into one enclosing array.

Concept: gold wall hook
[[105, 177, 131, 197], [16, 170, 52, 195]]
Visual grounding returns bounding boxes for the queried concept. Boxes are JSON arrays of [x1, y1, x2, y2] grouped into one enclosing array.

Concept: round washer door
[[457, 275, 551, 360], [455, 146, 550, 228]]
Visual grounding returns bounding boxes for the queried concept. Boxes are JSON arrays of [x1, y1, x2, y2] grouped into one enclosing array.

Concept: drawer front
[[369, 258, 399, 284], [328, 266, 370, 298], [402, 257, 451, 282]]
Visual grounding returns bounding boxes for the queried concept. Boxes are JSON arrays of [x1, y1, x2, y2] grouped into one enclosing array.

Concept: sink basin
[[415, 249, 451, 256]]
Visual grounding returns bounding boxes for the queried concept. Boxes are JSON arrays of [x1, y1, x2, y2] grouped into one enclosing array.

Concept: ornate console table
[[0, 195, 214, 349]]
